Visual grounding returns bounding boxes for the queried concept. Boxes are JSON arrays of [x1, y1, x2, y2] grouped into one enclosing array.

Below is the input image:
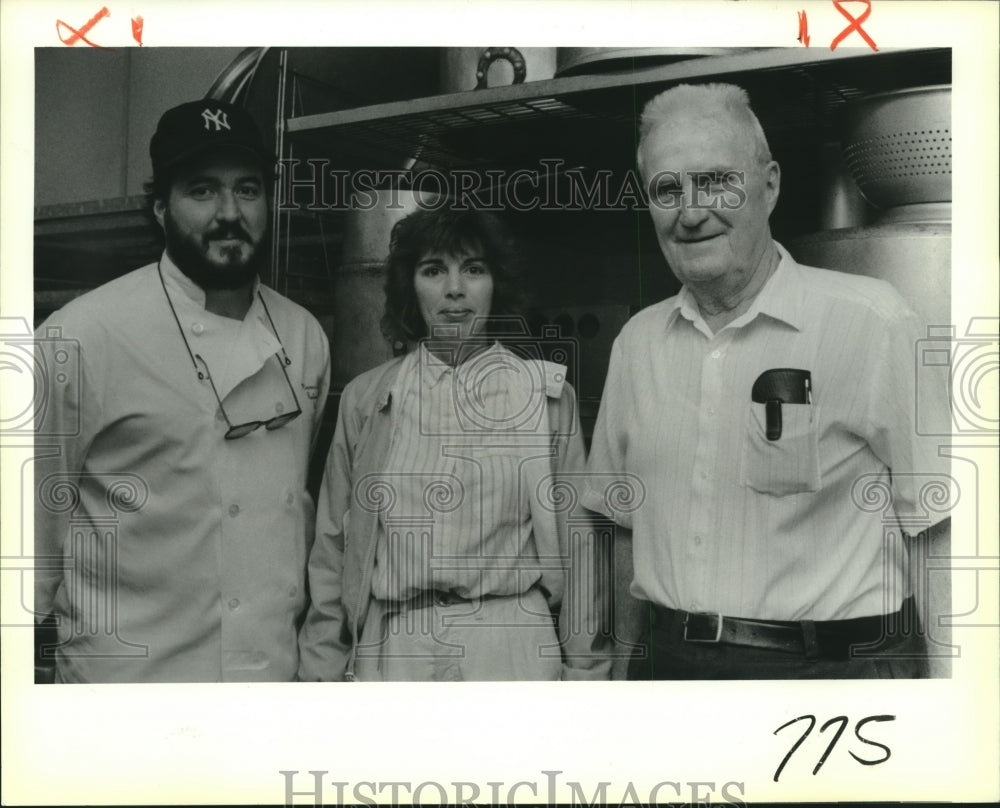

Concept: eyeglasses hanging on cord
[[158, 263, 302, 439]]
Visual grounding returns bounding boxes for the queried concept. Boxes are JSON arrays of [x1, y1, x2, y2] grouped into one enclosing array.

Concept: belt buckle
[[683, 611, 724, 643]]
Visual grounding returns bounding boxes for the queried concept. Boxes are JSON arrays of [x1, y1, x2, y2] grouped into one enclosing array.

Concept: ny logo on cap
[[201, 108, 231, 132]]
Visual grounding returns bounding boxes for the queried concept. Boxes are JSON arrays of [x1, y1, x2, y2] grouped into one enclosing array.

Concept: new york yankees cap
[[150, 99, 271, 174]]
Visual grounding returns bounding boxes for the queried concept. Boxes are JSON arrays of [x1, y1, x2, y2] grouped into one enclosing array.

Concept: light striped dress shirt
[[584, 244, 950, 621], [370, 343, 556, 600]]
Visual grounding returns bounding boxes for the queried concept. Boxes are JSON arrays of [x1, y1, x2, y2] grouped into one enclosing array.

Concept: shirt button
[[706, 407, 716, 416], [285, 492, 296, 507], [192, 322, 205, 336], [228, 504, 240, 517], [228, 598, 240, 611], [699, 470, 709, 480], [710, 349, 722, 359], [287, 585, 297, 598], [693, 536, 703, 546], [690, 602, 700, 611], [275, 402, 285, 414]]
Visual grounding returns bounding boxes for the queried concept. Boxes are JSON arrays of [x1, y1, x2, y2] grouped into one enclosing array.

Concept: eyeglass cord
[[156, 261, 292, 380]]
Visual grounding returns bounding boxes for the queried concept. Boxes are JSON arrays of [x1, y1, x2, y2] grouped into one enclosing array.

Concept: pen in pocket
[[751, 368, 813, 441]]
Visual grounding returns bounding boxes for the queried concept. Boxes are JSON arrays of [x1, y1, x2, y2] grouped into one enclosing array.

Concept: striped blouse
[[370, 343, 558, 600]]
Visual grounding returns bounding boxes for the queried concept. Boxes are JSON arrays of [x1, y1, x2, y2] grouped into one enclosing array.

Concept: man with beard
[[34, 100, 331, 682]]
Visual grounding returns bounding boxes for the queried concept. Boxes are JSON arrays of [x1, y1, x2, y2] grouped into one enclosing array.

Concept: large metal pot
[[333, 188, 441, 386], [841, 85, 951, 210], [440, 47, 556, 93], [789, 85, 953, 333], [816, 142, 869, 230], [787, 206, 951, 330], [555, 47, 754, 76]]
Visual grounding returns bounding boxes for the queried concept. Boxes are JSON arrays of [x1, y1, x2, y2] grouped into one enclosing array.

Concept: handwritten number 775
[[773, 714, 895, 782]]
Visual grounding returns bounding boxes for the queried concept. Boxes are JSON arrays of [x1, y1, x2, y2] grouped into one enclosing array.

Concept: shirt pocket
[[740, 402, 821, 496]]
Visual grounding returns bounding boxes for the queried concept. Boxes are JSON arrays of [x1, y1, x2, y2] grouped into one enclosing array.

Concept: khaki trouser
[[354, 586, 562, 681]]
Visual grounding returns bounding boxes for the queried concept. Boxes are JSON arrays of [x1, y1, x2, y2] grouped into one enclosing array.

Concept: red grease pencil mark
[[56, 6, 111, 47], [830, 0, 878, 52], [132, 15, 144, 46], [797, 10, 811, 47]]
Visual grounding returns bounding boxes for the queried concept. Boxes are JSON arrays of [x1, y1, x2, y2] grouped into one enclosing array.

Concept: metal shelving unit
[[284, 47, 951, 177], [270, 45, 950, 335], [34, 46, 951, 320]]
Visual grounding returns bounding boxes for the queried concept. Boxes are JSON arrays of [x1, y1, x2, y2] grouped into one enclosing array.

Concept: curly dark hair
[[381, 208, 527, 346]]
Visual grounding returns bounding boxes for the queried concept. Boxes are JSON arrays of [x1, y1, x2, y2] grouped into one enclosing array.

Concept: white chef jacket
[[34, 254, 330, 682]]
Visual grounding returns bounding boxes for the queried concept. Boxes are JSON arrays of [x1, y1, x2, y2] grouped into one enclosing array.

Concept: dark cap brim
[[155, 140, 273, 173]]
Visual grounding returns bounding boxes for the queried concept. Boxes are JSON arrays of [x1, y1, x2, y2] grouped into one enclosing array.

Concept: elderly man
[[584, 83, 951, 679], [34, 100, 330, 682]]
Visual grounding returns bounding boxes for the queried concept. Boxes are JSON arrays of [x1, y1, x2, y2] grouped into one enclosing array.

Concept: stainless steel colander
[[841, 85, 951, 209]]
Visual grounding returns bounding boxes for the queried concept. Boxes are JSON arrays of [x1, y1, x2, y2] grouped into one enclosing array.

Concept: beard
[[162, 212, 270, 291]]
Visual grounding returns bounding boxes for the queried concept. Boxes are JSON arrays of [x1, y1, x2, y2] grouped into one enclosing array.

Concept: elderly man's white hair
[[636, 83, 772, 177]]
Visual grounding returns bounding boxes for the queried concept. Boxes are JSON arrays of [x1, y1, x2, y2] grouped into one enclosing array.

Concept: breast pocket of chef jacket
[[741, 402, 822, 496]]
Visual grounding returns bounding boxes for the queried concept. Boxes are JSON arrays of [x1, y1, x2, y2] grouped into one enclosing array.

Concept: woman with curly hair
[[298, 207, 611, 681]]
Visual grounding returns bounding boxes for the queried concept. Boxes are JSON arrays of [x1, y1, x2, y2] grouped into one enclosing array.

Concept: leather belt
[[395, 588, 507, 610], [649, 598, 916, 660]]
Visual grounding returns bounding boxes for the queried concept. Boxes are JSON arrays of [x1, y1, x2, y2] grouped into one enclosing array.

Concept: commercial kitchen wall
[[35, 47, 245, 207]]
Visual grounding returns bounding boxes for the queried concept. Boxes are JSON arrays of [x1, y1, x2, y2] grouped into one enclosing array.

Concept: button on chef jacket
[[34, 254, 331, 682]]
